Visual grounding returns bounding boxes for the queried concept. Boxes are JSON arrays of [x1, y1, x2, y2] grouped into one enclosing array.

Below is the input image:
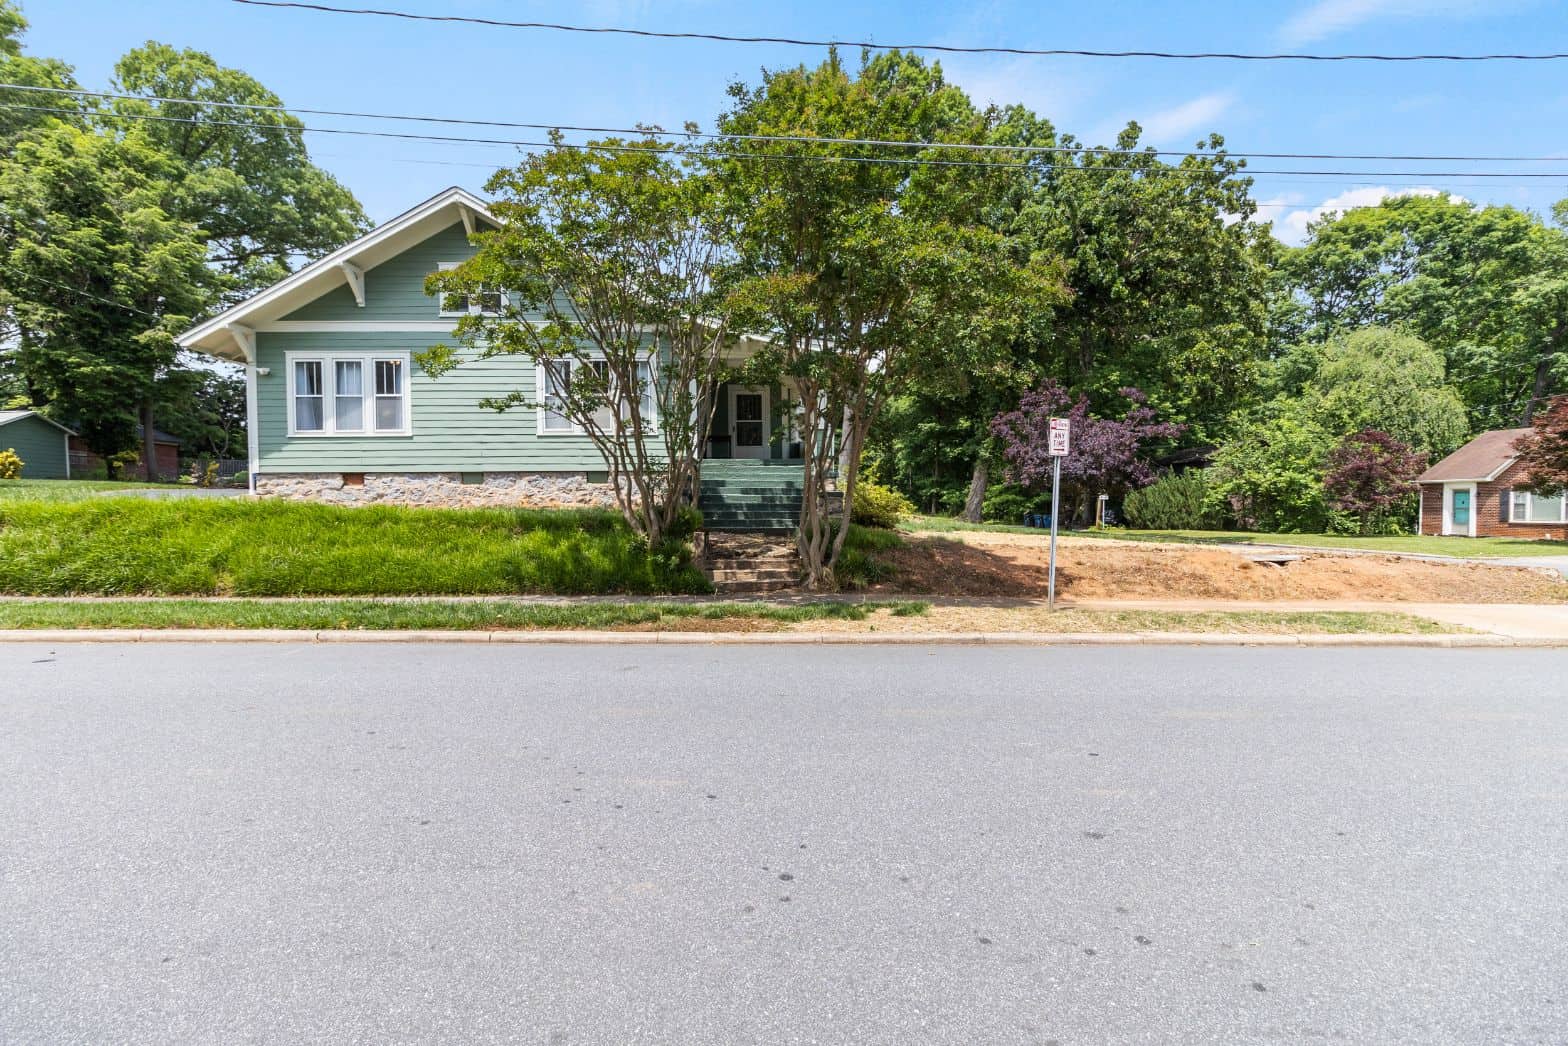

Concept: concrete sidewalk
[[1064, 598, 1568, 641]]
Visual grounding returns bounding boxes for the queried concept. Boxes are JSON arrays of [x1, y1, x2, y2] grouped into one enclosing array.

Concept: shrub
[[851, 480, 914, 528], [1122, 471, 1220, 530], [982, 483, 1050, 524], [0, 449, 21, 479]]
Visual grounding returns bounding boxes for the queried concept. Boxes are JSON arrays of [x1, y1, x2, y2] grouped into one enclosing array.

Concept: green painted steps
[[698, 461, 803, 533]]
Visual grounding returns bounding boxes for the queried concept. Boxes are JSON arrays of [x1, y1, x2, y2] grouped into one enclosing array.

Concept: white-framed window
[[1510, 489, 1567, 524], [436, 261, 505, 318], [536, 357, 658, 436], [287, 351, 412, 436]]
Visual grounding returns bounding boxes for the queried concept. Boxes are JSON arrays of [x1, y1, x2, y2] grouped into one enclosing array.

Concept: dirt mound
[[878, 533, 1566, 604]]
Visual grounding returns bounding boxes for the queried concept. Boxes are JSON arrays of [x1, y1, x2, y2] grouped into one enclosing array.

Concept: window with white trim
[[540, 361, 574, 432], [1511, 489, 1567, 523], [436, 262, 505, 317], [288, 352, 411, 436], [537, 357, 658, 435]]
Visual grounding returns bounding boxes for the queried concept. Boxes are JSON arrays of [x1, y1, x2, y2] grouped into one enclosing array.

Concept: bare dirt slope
[[881, 531, 1567, 604]]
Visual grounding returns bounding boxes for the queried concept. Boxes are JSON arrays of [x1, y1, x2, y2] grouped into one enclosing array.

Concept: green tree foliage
[[156, 368, 247, 459], [1014, 126, 1275, 439], [713, 49, 1060, 586], [1207, 413, 1333, 533], [422, 134, 737, 548], [0, 122, 213, 466], [1282, 192, 1568, 427], [107, 42, 368, 299], [1269, 327, 1468, 455], [0, 6, 365, 467]]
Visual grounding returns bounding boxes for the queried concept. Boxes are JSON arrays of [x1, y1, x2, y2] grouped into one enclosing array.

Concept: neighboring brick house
[[68, 426, 182, 481], [1417, 427, 1567, 540]]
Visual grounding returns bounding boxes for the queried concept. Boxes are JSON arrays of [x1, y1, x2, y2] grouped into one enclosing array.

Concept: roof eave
[[177, 186, 495, 357]]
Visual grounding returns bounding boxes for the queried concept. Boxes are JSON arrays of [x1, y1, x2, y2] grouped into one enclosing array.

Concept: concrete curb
[[0, 628, 1557, 647]]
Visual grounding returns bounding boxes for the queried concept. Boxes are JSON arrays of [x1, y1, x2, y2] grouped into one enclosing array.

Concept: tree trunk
[[962, 456, 988, 523], [1521, 329, 1564, 424], [140, 398, 160, 481]]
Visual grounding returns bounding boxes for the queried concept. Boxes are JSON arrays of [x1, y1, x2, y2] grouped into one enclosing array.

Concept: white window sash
[[535, 357, 659, 436], [1515, 490, 1567, 524], [286, 351, 412, 437], [437, 261, 506, 318]]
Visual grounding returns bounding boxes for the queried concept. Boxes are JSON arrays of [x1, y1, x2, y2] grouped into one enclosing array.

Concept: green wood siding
[[0, 415, 70, 478], [256, 332, 605, 472]]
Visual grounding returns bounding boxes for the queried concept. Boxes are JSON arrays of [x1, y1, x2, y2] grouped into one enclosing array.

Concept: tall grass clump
[[0, 499, 709, 595]]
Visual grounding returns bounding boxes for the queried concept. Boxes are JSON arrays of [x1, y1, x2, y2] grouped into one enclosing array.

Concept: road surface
[[3, 644, 1566, 1044]]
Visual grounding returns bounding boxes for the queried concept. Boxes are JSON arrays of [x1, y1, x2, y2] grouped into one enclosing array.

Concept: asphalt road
[[3, 644, 1566, 1045]]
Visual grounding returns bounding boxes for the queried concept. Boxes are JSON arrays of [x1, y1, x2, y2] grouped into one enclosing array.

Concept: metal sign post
[[1047, 418, 1069, 609]]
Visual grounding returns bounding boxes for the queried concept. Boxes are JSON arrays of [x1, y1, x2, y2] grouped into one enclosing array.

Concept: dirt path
[[884, 530, 1568, 604]]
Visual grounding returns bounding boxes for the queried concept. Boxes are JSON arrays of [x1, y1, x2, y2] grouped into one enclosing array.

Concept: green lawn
[[904, 515, 1568, 559], [0, 478, 164, 502], [0, 497, 710, 596], [0, 598, 928, 631]]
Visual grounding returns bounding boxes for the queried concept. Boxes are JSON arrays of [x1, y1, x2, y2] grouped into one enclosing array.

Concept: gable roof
[[176, 186, 495, 362], [1418, 427, 1530, 483], [0, 409, 76, 435]]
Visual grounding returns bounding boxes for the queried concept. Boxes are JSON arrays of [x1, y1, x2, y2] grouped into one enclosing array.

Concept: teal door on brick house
[[1451, 488, 1471, 533]]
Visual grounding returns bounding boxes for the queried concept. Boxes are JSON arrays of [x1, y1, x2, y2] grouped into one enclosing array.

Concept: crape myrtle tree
[[1322, 428, 1425, 534], [1514, 394, 1568, 496], [421, 134, 738, 548], [990, 380, 1185, 525], [712, 50, 1060, 588]]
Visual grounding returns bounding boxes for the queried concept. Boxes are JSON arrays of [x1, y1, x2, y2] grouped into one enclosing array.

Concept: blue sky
[[22, 0, 1568, 242]]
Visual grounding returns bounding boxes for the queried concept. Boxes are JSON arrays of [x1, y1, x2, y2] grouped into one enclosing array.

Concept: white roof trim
[[0, 410, 77, 436], [177, 186, 495, 359]]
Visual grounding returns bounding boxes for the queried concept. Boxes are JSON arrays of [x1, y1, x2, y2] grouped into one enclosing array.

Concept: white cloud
[[943, 56, 1098, 126], [1279, 0, 1504, 46], [1134, 91, 1236, 146], [1270, 186, 1464, 244]]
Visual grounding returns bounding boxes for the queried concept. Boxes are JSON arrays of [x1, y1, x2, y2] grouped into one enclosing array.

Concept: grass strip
[[0, 599, 931, 631]]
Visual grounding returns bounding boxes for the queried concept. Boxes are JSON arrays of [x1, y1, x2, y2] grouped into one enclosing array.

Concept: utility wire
[[229, 1, 1568, 62], [10, 101, 1568, 181], [0, 263, 160, 317], [9, 82, 1568, 164]]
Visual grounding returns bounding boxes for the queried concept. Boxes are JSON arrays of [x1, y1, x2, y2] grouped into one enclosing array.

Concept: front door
[[730, 387, 769, 460], [1450, 488, 1472, 534]]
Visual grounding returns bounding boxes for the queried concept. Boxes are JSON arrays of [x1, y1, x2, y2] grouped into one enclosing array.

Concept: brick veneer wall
[[1419, 458, 1568, 540]]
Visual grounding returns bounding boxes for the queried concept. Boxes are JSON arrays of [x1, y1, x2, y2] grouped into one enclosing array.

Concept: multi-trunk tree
[[421, 135, 738, 549], [712, 50, 1061, 586]]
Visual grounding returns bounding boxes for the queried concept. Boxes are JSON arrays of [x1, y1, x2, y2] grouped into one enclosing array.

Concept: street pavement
[[3, 644, 1566, 1044]]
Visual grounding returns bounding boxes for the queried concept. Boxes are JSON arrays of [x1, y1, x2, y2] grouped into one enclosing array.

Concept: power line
[[10, 101, 1568, 182], [0, 263, 160, 317], [229, 1, 1568, 62], [10, 82, 1568, 164]]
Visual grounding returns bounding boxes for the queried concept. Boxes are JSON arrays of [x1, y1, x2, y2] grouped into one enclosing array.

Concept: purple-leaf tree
[[1322, 428, 1426, 533], [990, 381, 1186, 525]]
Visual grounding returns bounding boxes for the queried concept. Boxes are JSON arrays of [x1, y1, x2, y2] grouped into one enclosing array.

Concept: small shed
[[0, 410, 74, 479], [1417, 427, 1567, 540]]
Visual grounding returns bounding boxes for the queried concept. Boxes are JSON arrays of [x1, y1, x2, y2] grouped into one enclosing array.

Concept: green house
[[0, 410, 74, 479], [178, 187, 804, 529]]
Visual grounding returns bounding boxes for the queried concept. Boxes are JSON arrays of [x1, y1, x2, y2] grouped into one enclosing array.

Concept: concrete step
[[711, 577, 799, 594], [708, 566, 798, 582]]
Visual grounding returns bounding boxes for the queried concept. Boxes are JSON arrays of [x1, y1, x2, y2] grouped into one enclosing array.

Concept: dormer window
[[437, 262, 505, 317]]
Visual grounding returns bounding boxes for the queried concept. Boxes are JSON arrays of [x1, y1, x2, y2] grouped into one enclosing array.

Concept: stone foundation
[[255, 471, 618, 509]]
